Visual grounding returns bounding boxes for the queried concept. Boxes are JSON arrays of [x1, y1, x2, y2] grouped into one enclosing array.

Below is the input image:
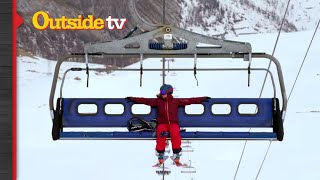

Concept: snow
[[17, 29, 320, 180], [251, 0, 320, 30], [179, 0, 320, 37]]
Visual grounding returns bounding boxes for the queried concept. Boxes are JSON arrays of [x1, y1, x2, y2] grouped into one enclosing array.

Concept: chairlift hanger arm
[[49, 55, 73, 113], [253, 53, 287, 114]]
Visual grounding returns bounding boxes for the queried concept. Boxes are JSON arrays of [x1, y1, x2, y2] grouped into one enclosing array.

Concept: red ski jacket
[[131, 94, 206, 124]]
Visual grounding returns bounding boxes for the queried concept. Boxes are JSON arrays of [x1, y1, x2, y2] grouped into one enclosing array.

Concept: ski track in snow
[[18, 30, 320, 180]]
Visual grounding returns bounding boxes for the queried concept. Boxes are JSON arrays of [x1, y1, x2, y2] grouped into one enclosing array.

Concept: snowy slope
[[17, 30, 320, 180], [252, 0, 320, 30], [180, 0, 320, 38]]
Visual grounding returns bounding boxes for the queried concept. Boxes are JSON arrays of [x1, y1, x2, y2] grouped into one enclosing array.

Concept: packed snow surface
[[18, 30, 320, 180]]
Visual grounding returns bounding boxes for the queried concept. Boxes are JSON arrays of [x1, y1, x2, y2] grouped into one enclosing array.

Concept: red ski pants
[[156, 123, 181, 152]]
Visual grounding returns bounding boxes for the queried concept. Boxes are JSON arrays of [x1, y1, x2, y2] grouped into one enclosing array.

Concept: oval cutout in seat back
[[132, 104, 151, 115], [238, 104, 258, 115], [211, 104, 231, 115], [185, 104, 204, 115], [78, 104, 98, 114], [105, 104, 124, 115]]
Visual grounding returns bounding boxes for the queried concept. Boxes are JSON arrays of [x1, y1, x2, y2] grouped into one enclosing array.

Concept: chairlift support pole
[[194, 54, 198, 86], [85, 53, 89, 87], [162, 58, 165, 84], [247, 53, 252, 87], [162, 0, 166, 85], [140, 54, 143, 87]]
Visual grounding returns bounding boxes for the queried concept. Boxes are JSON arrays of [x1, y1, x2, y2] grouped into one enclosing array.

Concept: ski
[[170, 156, 188, 167], [152, 162, 163, 168], [152, 156, 169, 167]]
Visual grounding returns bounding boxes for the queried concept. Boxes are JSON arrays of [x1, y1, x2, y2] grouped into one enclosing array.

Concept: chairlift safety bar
[[59, 67, 277, 99], [49, 54, 287, 115]]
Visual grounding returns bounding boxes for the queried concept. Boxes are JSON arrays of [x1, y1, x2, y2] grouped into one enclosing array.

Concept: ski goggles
[[160, 88, 173, 95], [160, 90, 167, 95]]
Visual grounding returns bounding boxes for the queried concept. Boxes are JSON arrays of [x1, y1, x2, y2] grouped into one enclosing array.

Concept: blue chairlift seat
[[52, 98, 283, 141]]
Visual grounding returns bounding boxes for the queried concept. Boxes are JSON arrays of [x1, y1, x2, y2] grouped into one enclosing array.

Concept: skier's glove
[[203, 96, 211, 102]]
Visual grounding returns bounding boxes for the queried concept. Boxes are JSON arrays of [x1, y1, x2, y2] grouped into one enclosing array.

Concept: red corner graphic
[[13, 12, 24, 29]]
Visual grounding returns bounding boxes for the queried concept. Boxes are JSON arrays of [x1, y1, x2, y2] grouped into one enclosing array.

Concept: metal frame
[[49, 55, 287, 119], [84, 26, 252, 55], [60, 138, 277, 141], [48, 0, 287, 142], [59, 67, 277, 99], [49, 26, 287, 126], [61, 98, 274, 128], [59, 133, 277, 141]]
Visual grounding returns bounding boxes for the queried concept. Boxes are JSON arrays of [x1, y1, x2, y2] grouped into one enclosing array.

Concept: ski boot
[[156, 152, 165, 164], [172, 152, 182, 164], [171, 152, 187, 167]]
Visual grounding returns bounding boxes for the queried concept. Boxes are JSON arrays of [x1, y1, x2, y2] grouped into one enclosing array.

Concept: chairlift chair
[[181, 166, 196, 174], [165, 146, 171, 154], [182, 148, 194, 153], [170, 72, 177, 76], [156, 167, 171, 176], [165, 149, 171, 154], [182, 144, 192, 148], [181, 160, 196, 174], [182, 140, 192, 145], [49, 24, 287, 141], [182, 145, 194, 153]]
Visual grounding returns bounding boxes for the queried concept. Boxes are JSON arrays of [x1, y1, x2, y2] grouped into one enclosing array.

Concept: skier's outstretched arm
[[127, 97, 158, 106], [177, 97, 210, 106]]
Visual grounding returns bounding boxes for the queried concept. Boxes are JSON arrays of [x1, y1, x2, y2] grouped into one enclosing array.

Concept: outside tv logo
[[32, 11, 128, 30]]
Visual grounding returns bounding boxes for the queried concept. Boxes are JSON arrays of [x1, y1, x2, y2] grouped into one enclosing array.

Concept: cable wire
[[232, 0, 292, 179], [162, 0, 166, 85], [187, 143, 192, 180], [254, 140, 272, 180], [255, 18, 320, 180], [287, 19, 320, 102], [162, 2, 167, 180], [233, 141, 248, 180]]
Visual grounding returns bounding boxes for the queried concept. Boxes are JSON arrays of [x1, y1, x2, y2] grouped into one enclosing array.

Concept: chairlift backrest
[[61, 98, 273, 128]]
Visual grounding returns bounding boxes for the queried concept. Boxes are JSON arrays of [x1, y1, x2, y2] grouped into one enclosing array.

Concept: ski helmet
[[160, 84, 173, 95]]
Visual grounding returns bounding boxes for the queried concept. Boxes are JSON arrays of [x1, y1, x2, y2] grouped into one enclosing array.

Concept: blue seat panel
[[59, 131, 277, 140], [62, 98, 274, 128]]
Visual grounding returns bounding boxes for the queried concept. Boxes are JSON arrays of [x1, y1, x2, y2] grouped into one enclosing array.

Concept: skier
[[126, 84, 210, 165]]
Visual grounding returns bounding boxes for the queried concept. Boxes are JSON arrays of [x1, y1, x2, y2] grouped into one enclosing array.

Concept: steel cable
[[255, 18, 320, 180], [233, 0, 292, 179]]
